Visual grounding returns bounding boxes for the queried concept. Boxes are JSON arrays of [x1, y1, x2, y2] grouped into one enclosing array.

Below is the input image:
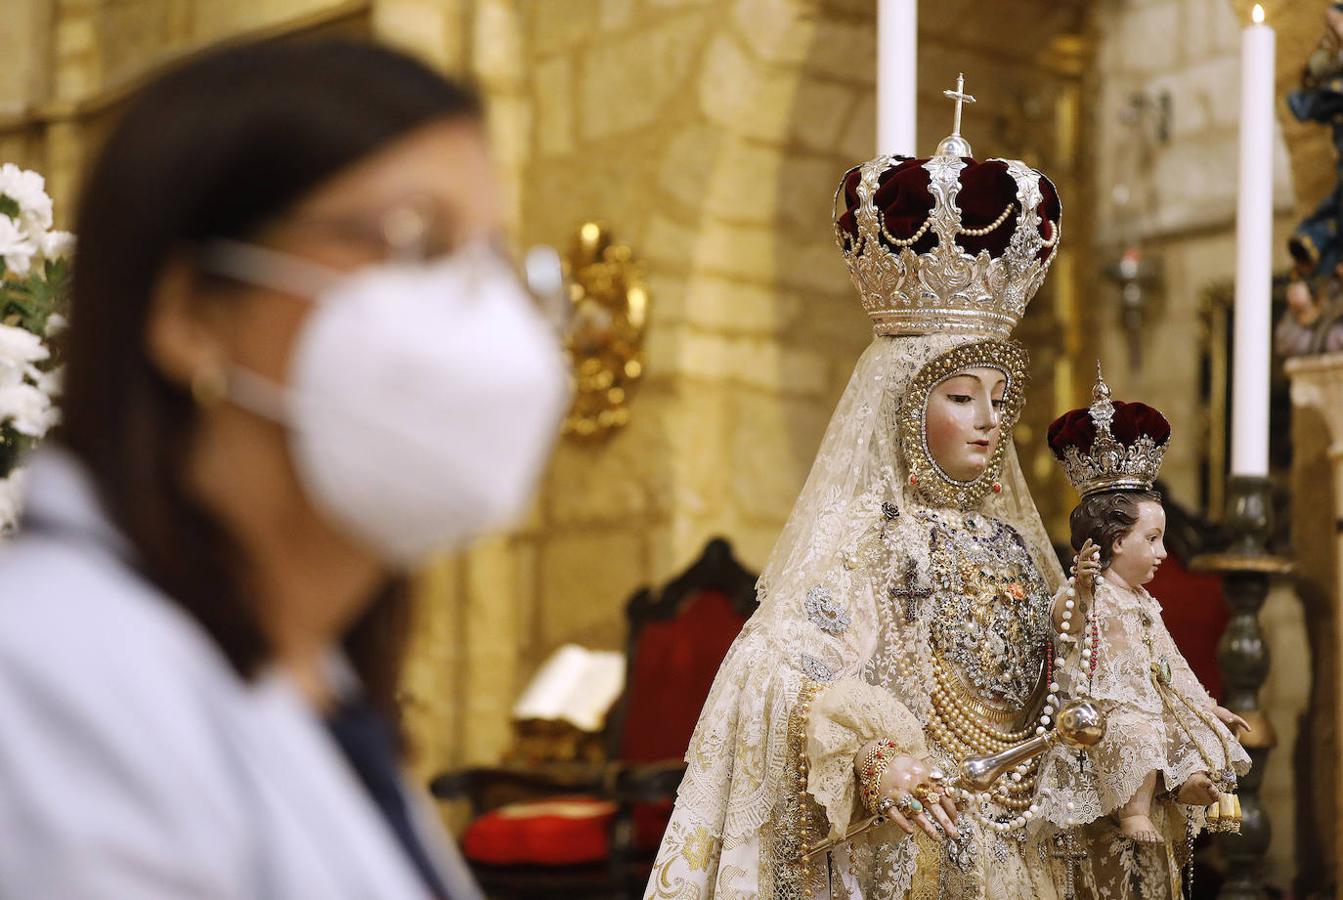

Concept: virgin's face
[[1108, 500, 1168, 588], [923, 366, 1007, 482]]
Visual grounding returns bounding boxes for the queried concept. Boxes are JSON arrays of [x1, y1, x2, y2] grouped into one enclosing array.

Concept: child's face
[[1108, 500, 1168, 587]]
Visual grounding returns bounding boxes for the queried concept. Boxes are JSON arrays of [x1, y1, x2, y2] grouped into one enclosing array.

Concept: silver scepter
[[798, 700, 1106, 861]]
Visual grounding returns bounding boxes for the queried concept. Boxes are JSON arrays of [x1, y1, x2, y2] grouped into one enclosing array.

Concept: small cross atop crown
[[937, 73, 976, 157]]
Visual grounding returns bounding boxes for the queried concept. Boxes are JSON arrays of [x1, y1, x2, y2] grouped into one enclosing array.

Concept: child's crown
[[1047, 365, 1170, 497]]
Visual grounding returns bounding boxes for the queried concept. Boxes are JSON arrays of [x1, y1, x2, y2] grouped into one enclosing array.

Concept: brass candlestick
[[1193, 474, 1293, 900]]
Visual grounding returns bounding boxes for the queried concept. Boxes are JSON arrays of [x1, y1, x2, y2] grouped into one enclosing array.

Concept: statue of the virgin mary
[[646, 103, 1077, 898]]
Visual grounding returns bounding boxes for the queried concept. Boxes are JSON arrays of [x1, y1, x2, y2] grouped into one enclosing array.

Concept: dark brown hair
[[1069, 489, 1161, 567], [56, 39, 481, 720]]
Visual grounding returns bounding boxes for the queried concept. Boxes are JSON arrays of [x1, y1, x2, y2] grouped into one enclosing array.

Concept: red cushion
[[462, 796, 614, 866]]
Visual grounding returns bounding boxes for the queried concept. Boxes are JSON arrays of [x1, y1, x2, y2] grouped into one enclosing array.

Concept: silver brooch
[[947, 826, 978, 872], [882, 501, 900, 521], [804, 586, 851, 636], [800, 654, 836, 683]]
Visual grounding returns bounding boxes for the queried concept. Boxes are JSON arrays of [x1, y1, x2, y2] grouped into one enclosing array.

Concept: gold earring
[[191, 365, 228, 408]]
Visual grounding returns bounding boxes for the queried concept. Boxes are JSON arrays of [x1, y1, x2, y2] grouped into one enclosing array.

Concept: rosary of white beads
[[1054, 571, 1098, 681], [943, 780, 1051, 834], [1053, 568, 1098, 830]]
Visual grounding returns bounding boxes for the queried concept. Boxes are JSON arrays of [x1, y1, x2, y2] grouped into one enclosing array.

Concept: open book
[[511, 644, 626, 733]]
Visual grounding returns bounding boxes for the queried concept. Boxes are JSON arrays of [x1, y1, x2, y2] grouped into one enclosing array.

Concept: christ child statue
[[1045, 372, 1251, 845]]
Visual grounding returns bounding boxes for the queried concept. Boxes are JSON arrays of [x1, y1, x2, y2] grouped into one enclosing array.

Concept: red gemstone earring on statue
[[909, 474, 919, 486], [992, 482, 1002, 494]]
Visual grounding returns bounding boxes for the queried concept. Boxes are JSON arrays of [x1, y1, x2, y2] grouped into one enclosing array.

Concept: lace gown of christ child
[[1041, 374, 1253, 898], [1040, 580, 1250, 899], [860, 508, 1056, 898], [1081, 580, 1249, 821]]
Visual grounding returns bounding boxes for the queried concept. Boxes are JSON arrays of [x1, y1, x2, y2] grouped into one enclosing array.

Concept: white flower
[[0, 324, 49, 367], [40, 229, 75, 260], [44, 313, 67, 338], [0, 382, 57, 438], [0, 163, 53, 234], [0, 215, 36, 277], [36, 365, 62, 398]]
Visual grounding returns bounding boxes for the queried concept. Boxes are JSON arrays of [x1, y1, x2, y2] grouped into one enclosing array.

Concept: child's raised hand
[[1214, 705, 1252, 738], [1071, 539, 1102, 600]]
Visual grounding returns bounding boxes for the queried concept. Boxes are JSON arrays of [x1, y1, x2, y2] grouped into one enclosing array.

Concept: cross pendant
[[891, 564, 932, 624], [1050, 829, 1087, 900]]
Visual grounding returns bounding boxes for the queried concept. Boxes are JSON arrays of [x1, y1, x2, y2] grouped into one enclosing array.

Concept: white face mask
[[202, 238, 569, 566]]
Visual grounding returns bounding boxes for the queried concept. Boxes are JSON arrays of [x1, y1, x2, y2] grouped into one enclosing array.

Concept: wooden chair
[[430, 536, 758, 899]]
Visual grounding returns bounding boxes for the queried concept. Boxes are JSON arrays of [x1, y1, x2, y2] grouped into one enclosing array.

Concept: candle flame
[[1252, 3, 1265, 24]]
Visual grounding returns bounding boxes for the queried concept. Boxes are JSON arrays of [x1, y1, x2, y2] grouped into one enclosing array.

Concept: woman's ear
[[145, 256, 228, 390]]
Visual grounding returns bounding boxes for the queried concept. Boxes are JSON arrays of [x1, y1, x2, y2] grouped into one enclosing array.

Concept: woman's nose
[[975, 399, 998, 431]]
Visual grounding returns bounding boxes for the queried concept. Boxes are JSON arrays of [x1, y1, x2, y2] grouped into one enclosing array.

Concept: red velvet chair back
[[619, 590, 749, 763], [608, 537, 757, 851]]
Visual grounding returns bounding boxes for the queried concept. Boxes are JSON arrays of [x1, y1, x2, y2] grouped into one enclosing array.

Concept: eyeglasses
[[200, 196, 572, 336]]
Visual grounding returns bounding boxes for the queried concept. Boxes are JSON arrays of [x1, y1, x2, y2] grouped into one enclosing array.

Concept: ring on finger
[[876, 796, 898, 817], [896, 794, 924, 816], [913, 784, 938, 807]]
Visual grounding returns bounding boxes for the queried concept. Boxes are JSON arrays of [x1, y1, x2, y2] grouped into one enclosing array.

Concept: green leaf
[[0, 425, 30, 480]]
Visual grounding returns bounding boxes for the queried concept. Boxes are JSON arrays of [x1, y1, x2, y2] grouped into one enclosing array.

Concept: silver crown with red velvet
[[833, 75, 1062, 339]]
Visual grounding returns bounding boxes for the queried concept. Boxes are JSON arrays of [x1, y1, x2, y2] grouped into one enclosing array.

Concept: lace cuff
[[805, 677, 927, 838]]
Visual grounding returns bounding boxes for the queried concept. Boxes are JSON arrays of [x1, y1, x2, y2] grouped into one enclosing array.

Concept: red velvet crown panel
[[1047, 400, 1171, 460], [836, 157, 1060, 260], [1047, 407, 1096, 459]]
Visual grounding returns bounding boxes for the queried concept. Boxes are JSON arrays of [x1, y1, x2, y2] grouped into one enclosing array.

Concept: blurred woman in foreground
[[0, 39, 566, 899]]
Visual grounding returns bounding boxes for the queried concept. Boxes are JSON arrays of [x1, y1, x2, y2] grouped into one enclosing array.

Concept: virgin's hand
[[1214, 705, 1252, 738], [1176, 771, 1221, 806], [876, 756, 958, 841]]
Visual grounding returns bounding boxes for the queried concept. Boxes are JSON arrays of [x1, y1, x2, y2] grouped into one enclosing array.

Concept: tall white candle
[[877, 0, 917, 157], [1231, 4, 1275, 477]]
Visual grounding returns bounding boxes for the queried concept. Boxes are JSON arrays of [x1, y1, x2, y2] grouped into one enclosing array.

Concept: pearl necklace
[[905, 653, 1050, 829]]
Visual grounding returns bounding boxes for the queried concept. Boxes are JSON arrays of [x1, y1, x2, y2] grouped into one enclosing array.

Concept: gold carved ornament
[[561, 222, 648, 440], [897, 339, 1030, 510]]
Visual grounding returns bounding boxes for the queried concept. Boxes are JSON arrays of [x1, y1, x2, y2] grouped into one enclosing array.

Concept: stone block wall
[[1090, 0, 1296, 509], [503, 0, 877, 692]]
